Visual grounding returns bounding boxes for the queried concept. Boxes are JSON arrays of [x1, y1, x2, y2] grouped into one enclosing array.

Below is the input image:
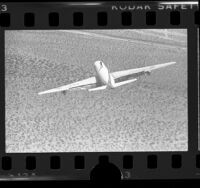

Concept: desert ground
[[5, 29, 188, 152]]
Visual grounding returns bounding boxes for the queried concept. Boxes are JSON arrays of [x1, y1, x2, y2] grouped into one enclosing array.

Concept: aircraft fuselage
[[94, 61, 115, 88]]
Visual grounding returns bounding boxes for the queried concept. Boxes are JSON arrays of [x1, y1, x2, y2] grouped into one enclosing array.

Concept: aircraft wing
[[38, 76, 97, 95], [111, 62, 176, 80]]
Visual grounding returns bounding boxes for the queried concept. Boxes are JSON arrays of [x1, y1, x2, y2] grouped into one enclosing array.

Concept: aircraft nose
[[94, 61, 101, 66], [94, 61, 103, 72], [94, 61, 103, 68]]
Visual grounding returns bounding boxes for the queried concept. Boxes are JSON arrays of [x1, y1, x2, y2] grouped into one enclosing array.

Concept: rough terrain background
[[5, 29, 187, 152]]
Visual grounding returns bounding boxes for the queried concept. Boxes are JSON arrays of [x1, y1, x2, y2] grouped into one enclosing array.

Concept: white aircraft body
[[38, 61, 176, 95]]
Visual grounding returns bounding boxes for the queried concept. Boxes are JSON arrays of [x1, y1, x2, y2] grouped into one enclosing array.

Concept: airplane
[[38, 61, 176, 95]]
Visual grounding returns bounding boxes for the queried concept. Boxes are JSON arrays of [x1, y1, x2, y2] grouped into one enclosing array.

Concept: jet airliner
[[38, 61, 176, 95]]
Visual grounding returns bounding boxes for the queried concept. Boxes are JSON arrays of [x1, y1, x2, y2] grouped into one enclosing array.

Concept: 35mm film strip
[[0, 1, 199, 181]]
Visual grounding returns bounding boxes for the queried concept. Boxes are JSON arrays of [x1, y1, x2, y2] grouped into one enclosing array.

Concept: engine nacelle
[[145, 71, 151, 76]]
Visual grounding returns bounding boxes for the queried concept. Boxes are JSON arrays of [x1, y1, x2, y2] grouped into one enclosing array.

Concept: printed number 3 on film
[[0, 4, 8, 12]]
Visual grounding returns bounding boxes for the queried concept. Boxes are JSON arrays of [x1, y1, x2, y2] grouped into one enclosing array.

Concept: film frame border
[[0, 1, 199, 181]]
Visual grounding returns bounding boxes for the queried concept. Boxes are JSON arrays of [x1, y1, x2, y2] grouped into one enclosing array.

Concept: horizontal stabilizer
[[113, 78, 137, 88], [88, 85, 107, 91]]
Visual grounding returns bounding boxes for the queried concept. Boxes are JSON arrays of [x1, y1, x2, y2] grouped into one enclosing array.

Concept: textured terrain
[[5, 29, 188, 152]]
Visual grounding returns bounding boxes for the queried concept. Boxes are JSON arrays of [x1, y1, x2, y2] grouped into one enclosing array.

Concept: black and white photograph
[[5, 29, 188, 152]]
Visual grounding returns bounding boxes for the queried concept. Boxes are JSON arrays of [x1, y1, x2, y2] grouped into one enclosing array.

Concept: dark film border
[[0, 1, 199, 181]]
